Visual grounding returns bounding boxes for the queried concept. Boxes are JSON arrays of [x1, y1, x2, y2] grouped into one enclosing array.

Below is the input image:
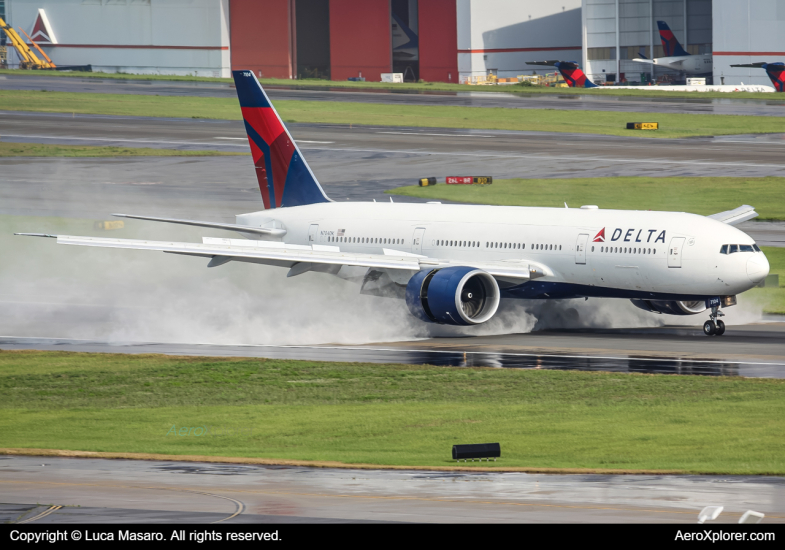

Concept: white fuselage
[[238, 202, 768, 300], [651, 53, 713, 74]]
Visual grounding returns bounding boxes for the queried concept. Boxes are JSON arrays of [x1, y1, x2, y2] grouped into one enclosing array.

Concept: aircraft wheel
[[703, 320, 716, 336], [715, 320, 726, 336]]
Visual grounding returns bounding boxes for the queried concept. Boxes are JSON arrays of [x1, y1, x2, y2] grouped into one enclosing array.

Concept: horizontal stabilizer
[[632, 58, 654, 64], [112, 214, 287, 237], [707, 205, 758, 226]]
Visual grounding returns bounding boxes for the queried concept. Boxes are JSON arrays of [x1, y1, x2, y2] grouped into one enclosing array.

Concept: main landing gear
[[703, 305, 726, 336]]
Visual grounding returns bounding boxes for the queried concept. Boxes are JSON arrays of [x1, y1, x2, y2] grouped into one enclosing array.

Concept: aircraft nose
[[747, 254, 770, 284]]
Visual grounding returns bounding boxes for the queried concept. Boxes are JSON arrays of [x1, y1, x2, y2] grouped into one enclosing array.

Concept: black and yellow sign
[[419, 177, 437, 187], [626, 122, 659, 130]]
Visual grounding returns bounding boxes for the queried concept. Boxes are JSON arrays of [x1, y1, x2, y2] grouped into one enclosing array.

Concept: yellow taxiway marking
[[18, 504, 62, 524]]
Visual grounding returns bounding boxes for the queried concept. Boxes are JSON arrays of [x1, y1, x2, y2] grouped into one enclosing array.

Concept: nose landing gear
[[703, 305, 726, 336]]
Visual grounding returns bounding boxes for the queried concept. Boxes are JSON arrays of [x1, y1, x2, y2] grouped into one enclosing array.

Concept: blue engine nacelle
[[405, 266, 501, 325], [630, 299, 707, 315]]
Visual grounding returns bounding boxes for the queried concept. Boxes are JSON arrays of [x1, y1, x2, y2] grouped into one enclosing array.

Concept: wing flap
[[707, 205, 758, 226]]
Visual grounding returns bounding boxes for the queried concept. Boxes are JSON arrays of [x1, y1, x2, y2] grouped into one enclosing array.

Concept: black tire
[[703, 320, 716, 336], [715, 320, 726, 336]]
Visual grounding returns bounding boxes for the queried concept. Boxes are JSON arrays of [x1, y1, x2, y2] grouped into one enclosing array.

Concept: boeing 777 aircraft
[[17, 71, 770, 336], [632, 21, 712, 75]]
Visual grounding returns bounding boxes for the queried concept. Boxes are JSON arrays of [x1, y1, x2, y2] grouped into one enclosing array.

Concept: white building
[[457, 0, 583, 80], [712, 0, 785, 88], [3, 0, 230, 77], [581, 0, 784, 86]]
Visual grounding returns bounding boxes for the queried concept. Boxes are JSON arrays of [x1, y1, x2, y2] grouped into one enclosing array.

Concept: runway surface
[[2, 111, 784, 245], [2, 73, 785, 116], [1, 325, 784, 377], [2, 455, 783, 523]]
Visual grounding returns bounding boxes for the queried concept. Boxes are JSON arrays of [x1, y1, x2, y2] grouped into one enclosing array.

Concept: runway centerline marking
[[297, 145, 785, 169], [0, 134, 248, 148], [377, 131, 494, 138]]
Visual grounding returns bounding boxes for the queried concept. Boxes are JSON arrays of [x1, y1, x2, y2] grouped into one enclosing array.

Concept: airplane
[[730, 62, 785, 92], [16, 71, 770, 337], [632, 21, 712, 75], [526, 60, 774, 92]]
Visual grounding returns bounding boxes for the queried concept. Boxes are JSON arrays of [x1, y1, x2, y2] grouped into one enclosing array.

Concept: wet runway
[[2, 324, 784, 378], [2, 455, 783, 523], [2, 73, 784, 117]]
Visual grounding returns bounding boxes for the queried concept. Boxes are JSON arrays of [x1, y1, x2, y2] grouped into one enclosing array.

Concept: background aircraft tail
[[526, 61, 598, 88], [657, 21, 689, 57], [731, 62, 784, 92], [232, 70, 330, 209]]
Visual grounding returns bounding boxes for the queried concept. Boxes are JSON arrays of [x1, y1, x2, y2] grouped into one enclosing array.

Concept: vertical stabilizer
[[232, 70, 330, 209], [554, 62, 599, 88], [763, 63, 785, 92], [657, 21, 689, 57]]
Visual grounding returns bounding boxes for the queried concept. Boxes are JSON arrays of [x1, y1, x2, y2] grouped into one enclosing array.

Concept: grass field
[[0, 68, 777, 100], [1, 90, 783, 139], [0, 142, 247, 157], [387, 177, 785, 220], [0, 351, 783, 474]]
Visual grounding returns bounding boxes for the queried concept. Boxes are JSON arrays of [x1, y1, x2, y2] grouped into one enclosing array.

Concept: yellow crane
[[0, 16, 54, 69], [19, 27, 56, 68]]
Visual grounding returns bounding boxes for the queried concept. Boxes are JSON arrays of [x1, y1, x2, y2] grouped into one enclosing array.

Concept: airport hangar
[[1, 0, 782, 87]]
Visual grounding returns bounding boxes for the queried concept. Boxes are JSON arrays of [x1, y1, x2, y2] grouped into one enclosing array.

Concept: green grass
[[387, 177, 785, 220], [2, 90, 784, 138], [0, 68, 778, 100], [0, 142, 247, 157], [0, 351, 783, 473]]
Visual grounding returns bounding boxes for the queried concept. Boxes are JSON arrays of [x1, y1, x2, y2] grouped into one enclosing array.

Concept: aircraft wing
[[16, 234, 551, 281], [707, 205, 758, 226]]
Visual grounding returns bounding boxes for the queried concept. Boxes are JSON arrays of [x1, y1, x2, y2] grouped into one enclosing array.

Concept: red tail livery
[[657, 21, 689, 57], [526, 61, 598, 88], [233, 70, 330, 209]]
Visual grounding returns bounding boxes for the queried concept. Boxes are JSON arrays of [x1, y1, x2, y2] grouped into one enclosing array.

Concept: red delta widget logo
[[606, 227, 666, 243]]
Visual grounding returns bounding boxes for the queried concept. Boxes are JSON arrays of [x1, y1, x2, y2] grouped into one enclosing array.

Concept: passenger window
[[729, 244, 738, 253], [740, 245, 753, 252], [720, 245, 728, 254]]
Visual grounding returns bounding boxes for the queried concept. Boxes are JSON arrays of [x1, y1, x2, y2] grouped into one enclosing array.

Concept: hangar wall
[[230, 0, 293, 79], [4, 0, 231, 77], [713, 0, 785, 87], [457, 0, 583, 80], [418, 0, 458, 83]]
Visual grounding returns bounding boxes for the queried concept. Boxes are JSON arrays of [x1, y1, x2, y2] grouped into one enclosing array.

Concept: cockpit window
[[739, 244, 754, 252], [753, 244, 761, 252], [729, 244, 739, 253], [719, 245, 728, 254]]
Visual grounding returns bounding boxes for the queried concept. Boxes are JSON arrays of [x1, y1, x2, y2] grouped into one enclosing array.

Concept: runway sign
[[626, 122, 659, 130], [419, 177, 437, 186], [446, 176, 493, 185]]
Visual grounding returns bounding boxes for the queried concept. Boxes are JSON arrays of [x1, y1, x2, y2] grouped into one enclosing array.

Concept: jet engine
[[405, 267, 500, 325], [630, 299, 707, 316]]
